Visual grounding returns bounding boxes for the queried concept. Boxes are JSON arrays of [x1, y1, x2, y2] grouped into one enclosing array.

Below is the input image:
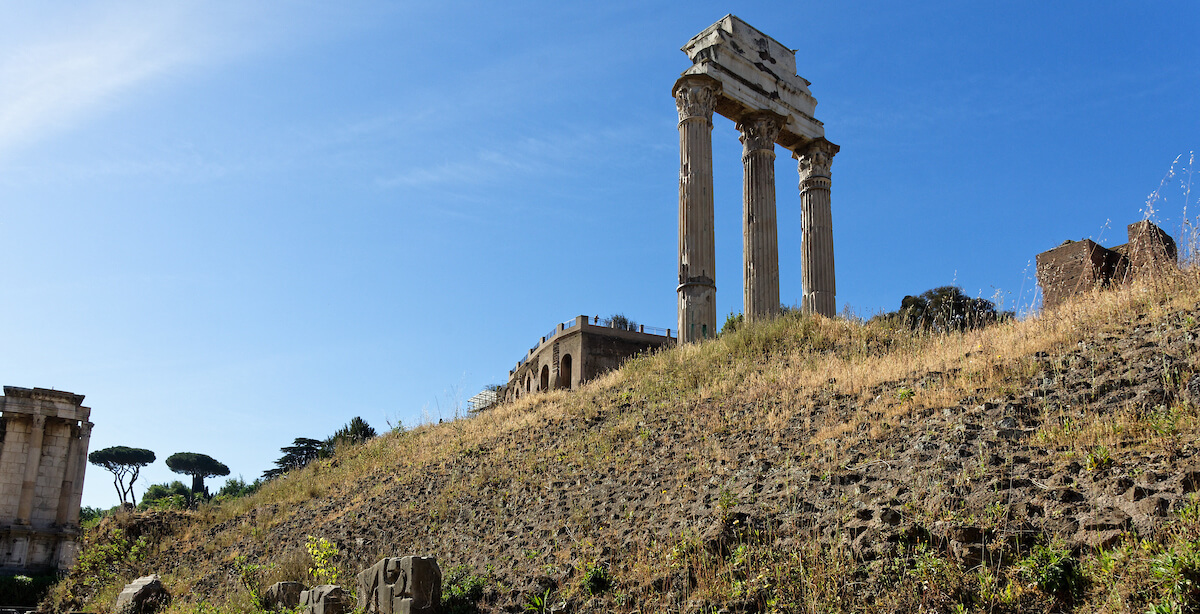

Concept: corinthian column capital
[[796, 139, 839, 184], [736, 113, 783, 155], [673, 75, 720, 124]]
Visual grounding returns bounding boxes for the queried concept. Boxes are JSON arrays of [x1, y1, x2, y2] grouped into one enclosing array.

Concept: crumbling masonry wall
[[0, 386, 93, 573], [505, 316, 675, 403], [1037, 220, 1177, 310]]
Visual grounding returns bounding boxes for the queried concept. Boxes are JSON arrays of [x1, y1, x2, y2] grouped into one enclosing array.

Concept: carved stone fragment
[[299, 585, 345, 614], [357, 556, 442, 614]]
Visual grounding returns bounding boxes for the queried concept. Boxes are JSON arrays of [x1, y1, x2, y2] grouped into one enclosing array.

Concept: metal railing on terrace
[[641, 325, 673, 337]]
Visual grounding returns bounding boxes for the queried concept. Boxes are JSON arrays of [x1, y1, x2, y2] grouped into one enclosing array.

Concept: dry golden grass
[[49, 265, 1200, 614]]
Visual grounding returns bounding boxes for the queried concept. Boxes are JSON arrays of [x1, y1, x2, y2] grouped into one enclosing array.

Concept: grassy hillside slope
[[47, 271, 1200, 614]]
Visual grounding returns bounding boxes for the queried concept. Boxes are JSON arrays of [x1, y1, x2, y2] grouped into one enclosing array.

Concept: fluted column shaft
[[674, 75, 720, 343], [55, 423, 82, 526], [16, 414, 47, 525], [797, 140, 839, 317], [66, 422, 92, 527], [738, 113, 783, 322]]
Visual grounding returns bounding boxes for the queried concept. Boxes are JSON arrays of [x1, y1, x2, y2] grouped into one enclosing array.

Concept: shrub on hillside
[[327, 416, 377, 448], [871, 286, 1013, 333], [216, 476, 261, 500], [603, 313, 638, 331], [139, 481, 191, 510], [0, 574, 56, 606]]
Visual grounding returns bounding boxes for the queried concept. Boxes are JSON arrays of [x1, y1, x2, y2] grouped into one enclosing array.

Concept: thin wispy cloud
[[0, 5, 212, 160], [0, 3, 377, 163], [373, 123, 649, 191]]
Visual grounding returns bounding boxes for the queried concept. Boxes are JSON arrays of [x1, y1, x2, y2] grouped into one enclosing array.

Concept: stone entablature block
[[115, 574, 170, 614], [681, 14, 824, 150], [299, 585, 345, 614]]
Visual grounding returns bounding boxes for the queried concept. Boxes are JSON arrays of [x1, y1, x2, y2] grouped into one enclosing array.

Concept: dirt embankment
[[48, 295, 1200, 613]]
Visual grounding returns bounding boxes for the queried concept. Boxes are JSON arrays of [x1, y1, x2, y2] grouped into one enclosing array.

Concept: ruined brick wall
[[580, 333, 669, 382], [505, 318, 675, 402], [1036, 220, 1177, 311], [1036, 240, 1113, 310], [1126, 220, 1178, 275]]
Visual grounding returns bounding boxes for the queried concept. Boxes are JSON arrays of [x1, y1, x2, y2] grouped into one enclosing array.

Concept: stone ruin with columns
[[674, 15, 839, 343], [0, 386, 93, 574]]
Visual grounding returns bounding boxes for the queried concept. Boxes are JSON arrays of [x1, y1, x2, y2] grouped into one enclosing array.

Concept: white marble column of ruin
[[16, 413, 47, 525], [674, 75, 720, 343], [737, 113, 783, 322], [55, 422, 82, 526], [65, 422, 93, 527], [797, 139, 839, 317]]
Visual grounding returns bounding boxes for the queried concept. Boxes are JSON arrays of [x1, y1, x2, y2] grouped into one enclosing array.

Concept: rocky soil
[[53, 299, 1200, 613]]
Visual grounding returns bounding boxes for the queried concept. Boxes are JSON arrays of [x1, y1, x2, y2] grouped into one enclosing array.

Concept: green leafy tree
[[139, 481, 191, 510], [165, 452, 230, 496], [87, 446, 156, 507], [141, 481, 190, 501], [262, 437, 328, 480], [602, 313, 638, 331], [720, 312, 744, 336], [327, 416, 376, 448], [216, 476, 261, 499]]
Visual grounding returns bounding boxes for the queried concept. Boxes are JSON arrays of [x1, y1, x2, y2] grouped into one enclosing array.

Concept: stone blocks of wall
[[0, 386, 92, 574], [506, 317, 675, 402], [1126, 219, 1178, 274]]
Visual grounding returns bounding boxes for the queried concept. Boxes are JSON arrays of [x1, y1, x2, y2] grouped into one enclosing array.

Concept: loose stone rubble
[[116, 557, 442, 614]]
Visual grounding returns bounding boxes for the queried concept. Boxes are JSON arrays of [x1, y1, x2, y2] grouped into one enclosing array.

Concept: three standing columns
[[675, 78, 840, 341], [674, 76, 719, 343]]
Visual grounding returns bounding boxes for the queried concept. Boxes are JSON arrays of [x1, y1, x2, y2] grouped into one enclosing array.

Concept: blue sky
[[1, 2, 1196, 508]]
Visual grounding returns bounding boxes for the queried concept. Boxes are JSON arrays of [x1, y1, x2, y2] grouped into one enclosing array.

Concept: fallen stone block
[[299, 584, 345, 614], [263, 581, 307, 611], [115, 574, 171, 614]]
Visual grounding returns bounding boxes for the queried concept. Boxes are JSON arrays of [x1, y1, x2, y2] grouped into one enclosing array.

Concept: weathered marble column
[[674, 75, 720, 342], [737, 113, 783, 322], [55, 423, 82, 526], [796, 139, 839, 317], [66, 422, 92, 527], [16, 414, 47, 525]]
